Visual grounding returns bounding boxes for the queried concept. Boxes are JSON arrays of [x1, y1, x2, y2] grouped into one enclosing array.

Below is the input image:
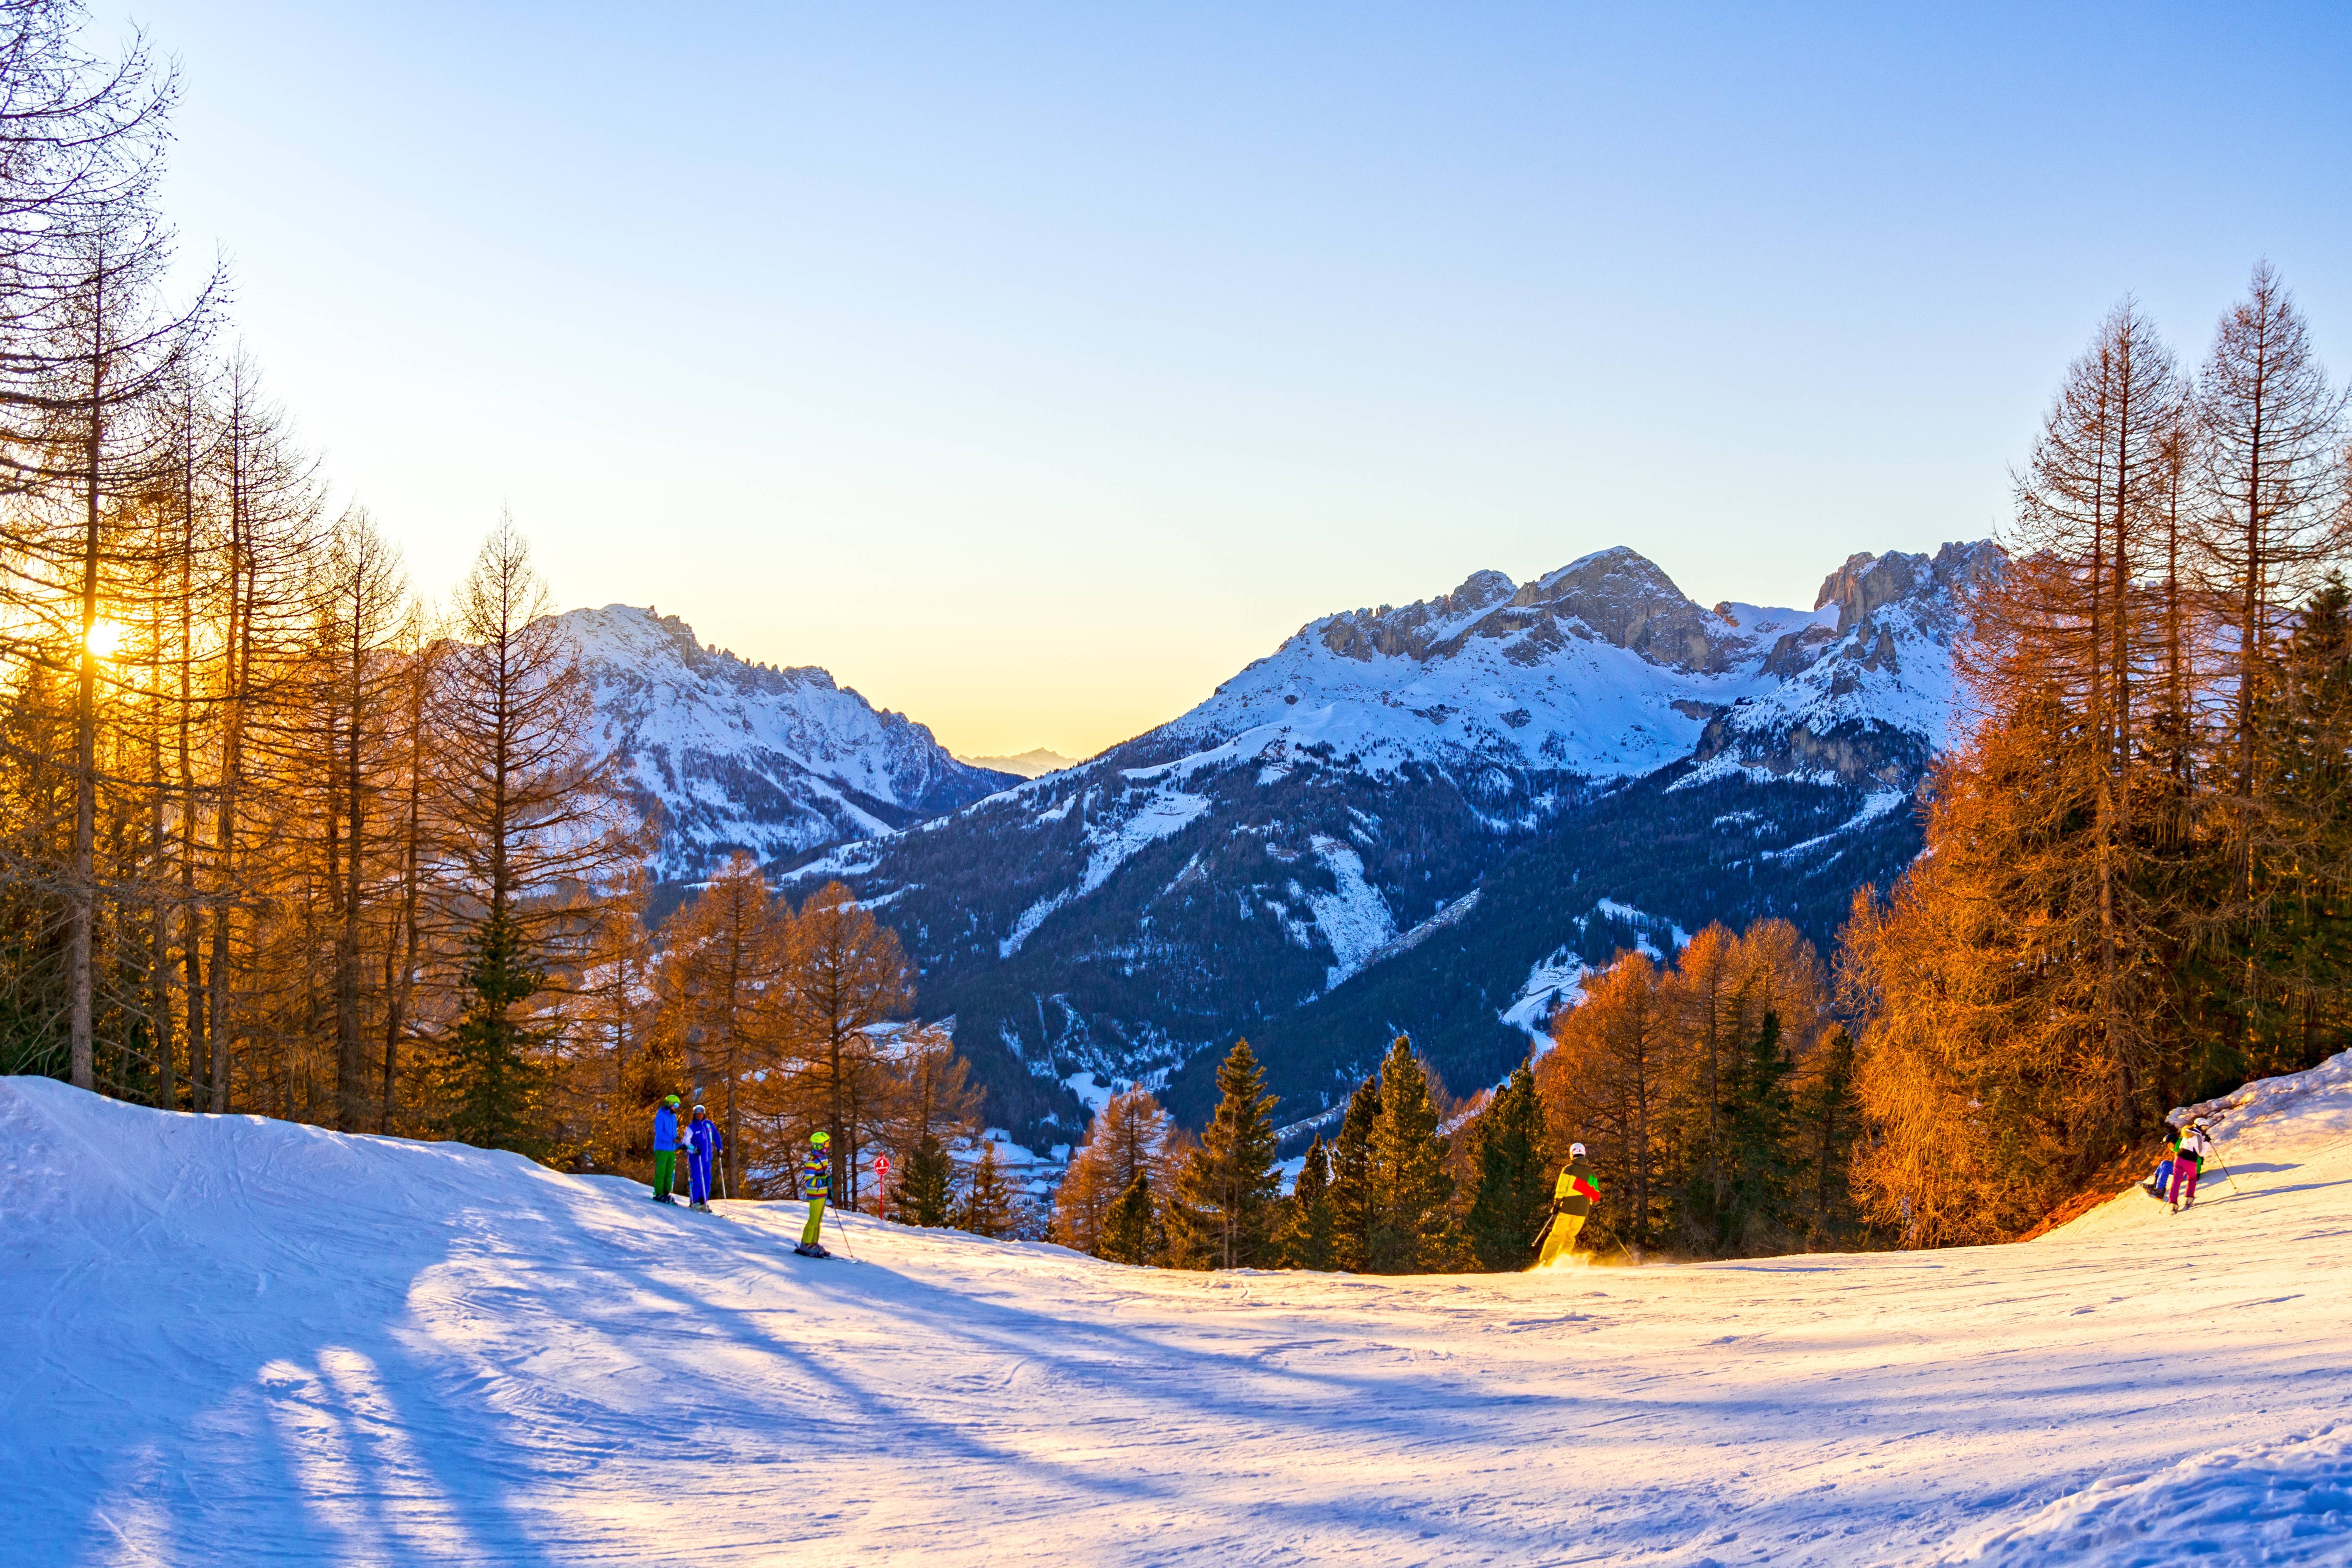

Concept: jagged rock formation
[[557, 605, 1014, 881], [1684, 541, 2000, 789]]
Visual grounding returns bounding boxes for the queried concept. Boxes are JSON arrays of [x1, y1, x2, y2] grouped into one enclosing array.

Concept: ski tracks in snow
[[6, 1065, 2352, 1565]]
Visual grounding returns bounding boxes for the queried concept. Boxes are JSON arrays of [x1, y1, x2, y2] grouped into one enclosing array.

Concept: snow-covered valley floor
[[6, 1063, 2350, 1568]]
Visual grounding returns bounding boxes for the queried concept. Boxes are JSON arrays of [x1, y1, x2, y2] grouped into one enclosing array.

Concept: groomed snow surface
[[7, 1055, 2350, 1567]]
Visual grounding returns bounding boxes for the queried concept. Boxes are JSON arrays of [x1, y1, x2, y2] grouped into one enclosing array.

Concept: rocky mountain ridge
[[557, 604, 1013, 881]]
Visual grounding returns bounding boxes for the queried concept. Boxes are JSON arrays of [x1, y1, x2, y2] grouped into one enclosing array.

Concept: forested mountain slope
[[779, 542, 1997, 1145]]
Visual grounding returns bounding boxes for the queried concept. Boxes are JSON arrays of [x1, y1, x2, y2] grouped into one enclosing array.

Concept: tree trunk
[[68, 299, 106, 1093]]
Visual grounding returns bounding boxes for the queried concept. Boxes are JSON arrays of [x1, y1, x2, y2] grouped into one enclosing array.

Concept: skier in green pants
[[650, 1095, 684, 1205], [795, 1130, 834, 1257]]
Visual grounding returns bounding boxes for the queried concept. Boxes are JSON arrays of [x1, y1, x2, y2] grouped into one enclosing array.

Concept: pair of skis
[[651, 1159, 730, 1208]]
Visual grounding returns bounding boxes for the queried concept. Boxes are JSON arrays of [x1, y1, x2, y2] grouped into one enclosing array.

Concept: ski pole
[[831, 1197, 858, 1260], [1591, 1214, 1636, 1266]]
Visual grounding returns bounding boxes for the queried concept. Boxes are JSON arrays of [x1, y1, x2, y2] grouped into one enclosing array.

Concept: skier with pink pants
[[2168, 1120, 2211, 1212]]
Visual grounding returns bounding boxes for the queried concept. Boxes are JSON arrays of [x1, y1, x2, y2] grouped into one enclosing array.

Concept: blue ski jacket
[[653, 1105, 681, 1152], [688, 1119, 724, 1159]]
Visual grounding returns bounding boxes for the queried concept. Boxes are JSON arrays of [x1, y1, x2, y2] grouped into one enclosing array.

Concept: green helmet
[[811, 1130, 831, 1147], [662, 1094, 681, 1106]]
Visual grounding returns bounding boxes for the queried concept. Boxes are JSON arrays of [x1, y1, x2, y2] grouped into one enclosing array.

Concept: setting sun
[[82, 619, 124, 661]]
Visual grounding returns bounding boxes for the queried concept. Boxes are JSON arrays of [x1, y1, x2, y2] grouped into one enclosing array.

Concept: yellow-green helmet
[[811, 1130, 831, 1147]]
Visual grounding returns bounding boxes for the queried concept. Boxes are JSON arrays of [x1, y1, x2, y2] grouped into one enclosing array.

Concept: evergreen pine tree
[[1465, 1064, 1550, 1271], [1793, 1026, 1862, 1243], [1713, 1010, 1797, 1253], [439, 906, 547, 1153], [956, 1143, 1016, 1238], [1170, 1039, 1282, 1269], [1274, 1134, 1338, 1270], [1329, 1073, 1381, 1271], [1365, 1036, 1455, 1274], [2241, 573, 2352, 1075], [1100, 1171, 1160, 1265], [900, 1132, 956, 1227]]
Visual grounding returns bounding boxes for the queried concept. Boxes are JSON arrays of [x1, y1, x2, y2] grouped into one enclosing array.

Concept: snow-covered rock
[[1680, 541, 2001, 789], [555, 605, 1013, 880], [1161, 544, 1840, 781]]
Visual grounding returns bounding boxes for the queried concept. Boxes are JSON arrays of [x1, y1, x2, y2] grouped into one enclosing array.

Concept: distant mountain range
[[955, 748, 1080, 779], [763, 540, 1998, 1150]]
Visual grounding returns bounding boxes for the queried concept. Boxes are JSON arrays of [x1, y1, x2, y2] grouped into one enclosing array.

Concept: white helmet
[[1570, 1142, 1586, 1158]]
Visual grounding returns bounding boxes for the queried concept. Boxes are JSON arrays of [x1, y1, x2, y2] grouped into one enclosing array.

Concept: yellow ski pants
[[1537, 1212, 1585, 1267]]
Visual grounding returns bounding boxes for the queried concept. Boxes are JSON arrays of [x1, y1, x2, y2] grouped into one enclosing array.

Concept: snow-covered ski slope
[[6, 1059, 2348, 1568]]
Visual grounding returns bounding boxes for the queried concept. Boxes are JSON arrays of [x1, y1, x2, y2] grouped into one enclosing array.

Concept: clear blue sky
[[116, 2, 2352, 757]]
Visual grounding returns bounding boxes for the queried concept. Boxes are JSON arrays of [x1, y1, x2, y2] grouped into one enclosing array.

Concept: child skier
[[1536, 1143, 1601, 1267], [686, 1105, 725, 1212], [795, 1131, 834, 1257], [2168, 1119, 2212, 1212], [651, 1094, 684, 1205], [2145, 1122, 2180, 1200]]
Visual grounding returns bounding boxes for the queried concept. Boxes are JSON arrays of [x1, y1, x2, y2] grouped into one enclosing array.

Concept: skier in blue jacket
[[651, 1095, 684, 1204], [686, 1105, 725, 1212]]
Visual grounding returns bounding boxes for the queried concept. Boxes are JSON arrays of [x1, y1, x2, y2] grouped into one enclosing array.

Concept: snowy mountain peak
[[1511, 546, 1750, 673], [561, 604, 845, 697], [553, 604, 1012, 880], [1310, 546, 1768, 676]]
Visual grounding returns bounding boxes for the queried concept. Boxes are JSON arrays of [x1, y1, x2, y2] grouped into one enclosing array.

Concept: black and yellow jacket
[[1553, 1158, 1600, 1217]]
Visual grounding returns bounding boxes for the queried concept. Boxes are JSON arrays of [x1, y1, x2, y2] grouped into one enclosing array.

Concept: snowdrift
[[5, 1059, 2350, 1566]]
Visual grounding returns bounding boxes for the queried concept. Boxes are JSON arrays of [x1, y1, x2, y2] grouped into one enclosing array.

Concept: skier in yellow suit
[[795, 1131, 835, 1258], [1536, 1143, 1601, 1267]]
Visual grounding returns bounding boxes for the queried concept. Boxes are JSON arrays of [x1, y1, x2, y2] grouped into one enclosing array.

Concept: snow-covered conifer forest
[[5, 0, 2352, 1560]]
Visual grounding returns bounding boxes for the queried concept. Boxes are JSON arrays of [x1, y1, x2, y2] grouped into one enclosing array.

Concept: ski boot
[[653, 1192, 676, 1205], [690, 1200, 710, 1212]]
